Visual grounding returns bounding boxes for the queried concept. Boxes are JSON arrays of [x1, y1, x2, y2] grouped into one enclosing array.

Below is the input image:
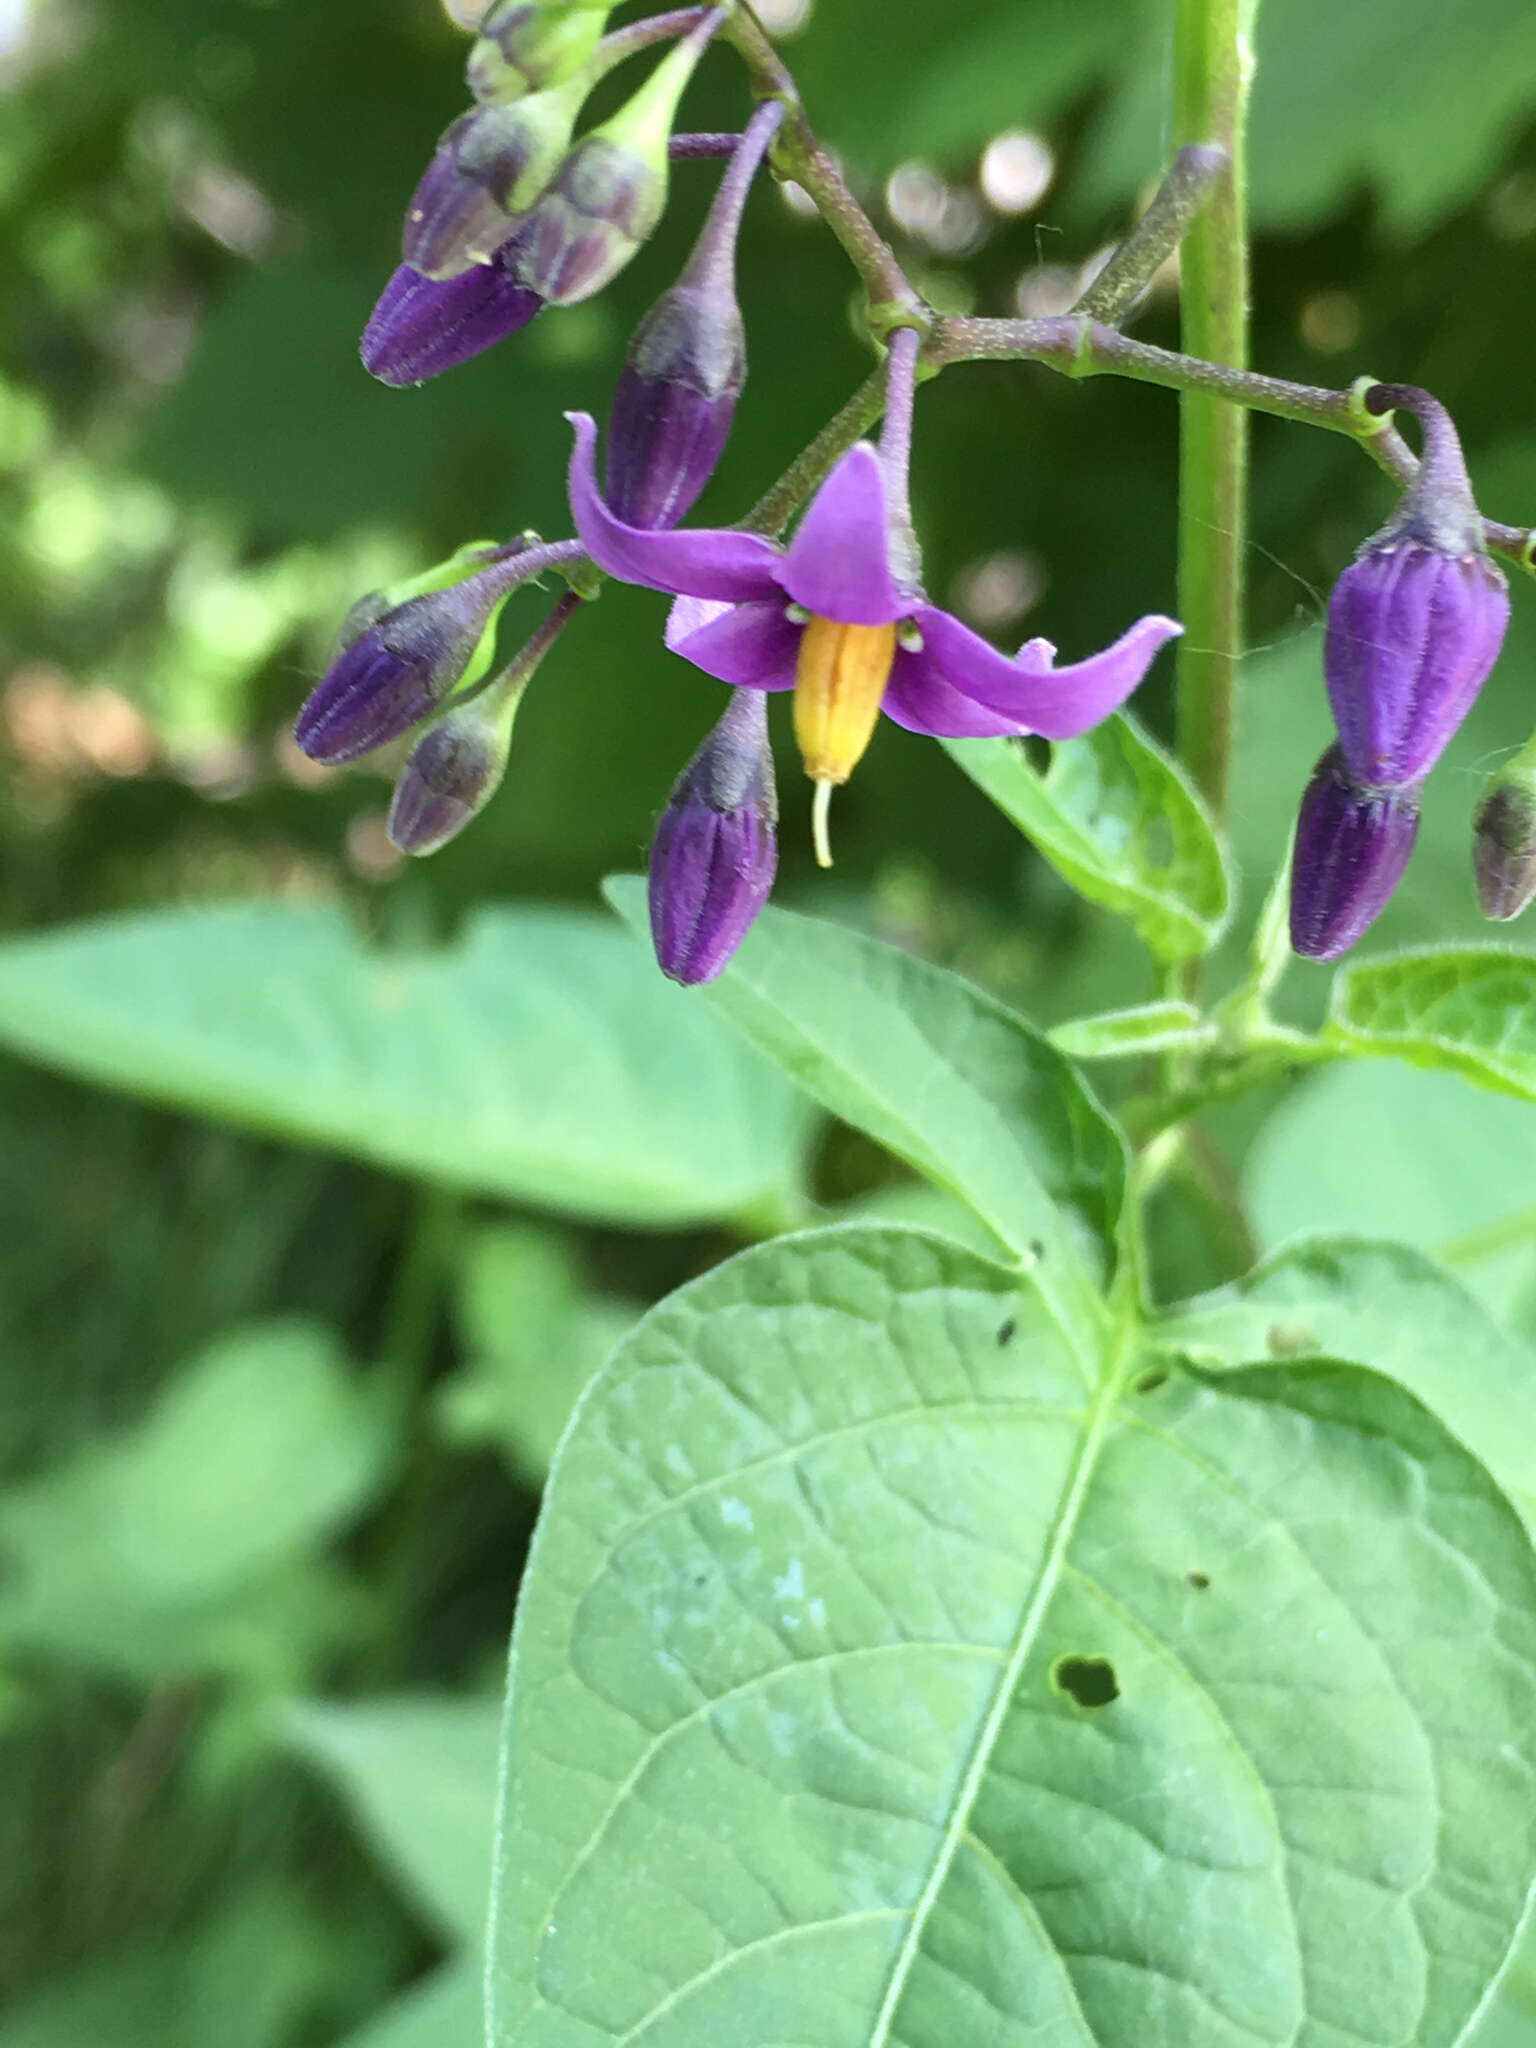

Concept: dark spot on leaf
[[1052, 1654, 1119, 1709], [1027, 1238, 1045, 1263], [687, 1567, 709, 1588], [1266, 1320, 1318, 1357], [996, 1316, 1017, 1347], [1132, 1365, 1169, 1395], [1186, 1570, 1210, 1590]]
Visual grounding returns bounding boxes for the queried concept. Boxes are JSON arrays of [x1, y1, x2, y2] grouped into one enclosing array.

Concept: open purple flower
[[569, 328, 1181, 860]]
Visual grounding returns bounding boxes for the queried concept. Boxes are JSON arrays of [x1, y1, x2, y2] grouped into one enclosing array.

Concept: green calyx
[[468, 5, 608, 104]]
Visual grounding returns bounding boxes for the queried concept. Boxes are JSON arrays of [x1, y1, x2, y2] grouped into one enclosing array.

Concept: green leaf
[[286, 1695, 502, 1946], [1157, 1235, 1536, 1523], [0, 1320, 391, 1684], [1048, 999, 1213, 1060], [1241, 1060, 1536, 1327], [0, 902, 812, 1229], [334, 1963, 483, 2048], [943, 715, 1231, 964], [490, 1224, 1536, 2048], [605, 879, 1127, 1339], [1084, 0, 1536, 234], [1327, 946, 1536, 1101], [435, 1223, 636, 1487]]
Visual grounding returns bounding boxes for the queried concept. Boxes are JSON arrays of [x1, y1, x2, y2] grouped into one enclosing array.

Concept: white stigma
[[784, 602, 810, 624], [898, 620, 925, 653], [811, 779, 835, 869]]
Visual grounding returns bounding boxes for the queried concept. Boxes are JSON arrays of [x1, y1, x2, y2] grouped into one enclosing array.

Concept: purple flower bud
[[606, 286, 744, 528], [1472, 747, 1536, 921], [295, 562, 516, 766], [387, 590, 578, 853], [467, 3, 604, 103], [1289, 745, 1421, 961], [360, 258, 543, 386], [514, 11, 722, 307], [388, 699, 515, 854], [1325, 385, 1510, 789], [649, 689, 778, 984], [602, 103, 780, 528], [403, 91, 581, 277]]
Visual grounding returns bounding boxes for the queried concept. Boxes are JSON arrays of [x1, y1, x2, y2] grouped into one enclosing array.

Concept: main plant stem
[[1172, 0, 1256, 824]]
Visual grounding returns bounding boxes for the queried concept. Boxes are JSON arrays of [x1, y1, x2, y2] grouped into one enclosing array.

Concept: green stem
[[1074, 142, 1228, 324], [1436, 1204, 1536, 1269], [1171, 0, 1257, 825], [721, 3, 926, 324], [929, 319, 1534, 571]]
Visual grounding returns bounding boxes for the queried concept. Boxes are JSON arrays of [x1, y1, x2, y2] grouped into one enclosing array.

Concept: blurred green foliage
[[3, 0, 1536, 2040]]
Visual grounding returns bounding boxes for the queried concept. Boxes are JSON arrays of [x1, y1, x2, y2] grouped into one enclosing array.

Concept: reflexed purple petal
[[777, 444, 908, 625], [566, 413, 783, 600], [664, 596, 800, 690], [881, 643, 1034, 737], [665, 596, 733, 650], [361, 260, 542, 386], [1325, 541, 1510, 787], [915, 607, 1182, 738], [1289, 747, 1421, 960]]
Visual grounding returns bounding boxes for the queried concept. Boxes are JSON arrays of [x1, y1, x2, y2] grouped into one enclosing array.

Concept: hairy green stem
[[721, 3, 926, 323], [929, 319, 1534, 572], [1171, 0, 1257, 824], [1075, 142, 1228, 324]]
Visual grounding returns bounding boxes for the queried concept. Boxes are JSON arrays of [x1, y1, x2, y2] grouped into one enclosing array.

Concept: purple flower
[[1289, 746, 1422, 961], [361, 257, 543, 387], [1325, 385, 1509, 790], [570, 328, 1181, 861], [401, 93, 581, 278], [649, 688, 778, 984]]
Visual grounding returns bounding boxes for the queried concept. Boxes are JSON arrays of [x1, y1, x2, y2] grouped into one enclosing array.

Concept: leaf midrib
[[862, 1335, 1128, 2048]]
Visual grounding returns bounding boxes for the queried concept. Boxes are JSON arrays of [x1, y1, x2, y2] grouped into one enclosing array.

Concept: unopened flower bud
[[296, 549, 524, 766], [1473, 739, 1536, 921], [1326, 384, 1510, 790], [388, 591, 579, 852], [604, 103, 781, 528], [467, 2, 605, 102], [404, 84, 584, 276], [515, 9, 722, 306], [360, 257, 543, 385], [649, 688, 778, 984], [1289, 745, 1421, 961]]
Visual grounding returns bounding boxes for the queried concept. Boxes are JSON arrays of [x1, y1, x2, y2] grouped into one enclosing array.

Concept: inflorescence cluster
[[294, 0, 1534, 981]]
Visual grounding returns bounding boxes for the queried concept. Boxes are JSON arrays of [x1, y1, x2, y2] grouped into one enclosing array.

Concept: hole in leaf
[[1052, 1654, 1119, 1709], [1186, 1570, 1210, 1591], [996, 1316, 1017, 1347], [1132, 1365, 1169, 1395]]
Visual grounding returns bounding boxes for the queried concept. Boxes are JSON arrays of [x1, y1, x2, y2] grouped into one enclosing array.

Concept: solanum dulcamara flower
[[568, 326, 1183, 865]]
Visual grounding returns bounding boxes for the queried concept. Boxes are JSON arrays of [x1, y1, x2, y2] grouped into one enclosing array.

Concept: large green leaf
[[0, 1320, 390, 1683], [0, 903, 812, 1229], [1326, 947, 1536, 1101], [605, 878, 1126, 1343], [944, 716, 1231, 965], [286, 1695, 502, 1946], [490, 1224, 1536, 2048], [1156, 1235, 1536, 1523]]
